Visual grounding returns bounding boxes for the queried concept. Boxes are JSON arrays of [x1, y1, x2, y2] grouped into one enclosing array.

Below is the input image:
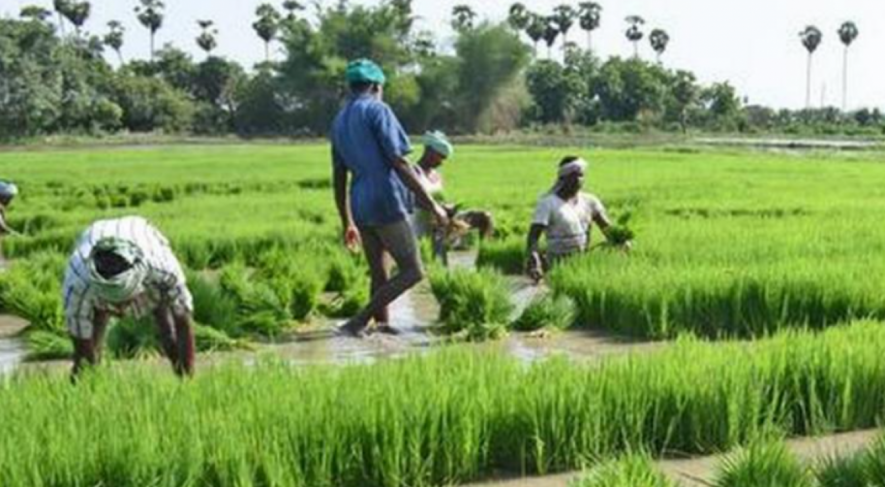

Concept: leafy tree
[[551, 4, 576, 48], [103, 20, 125, 64], [135, 0, 164, 61], [507, 3, 530, 32], [52, 0, 71, 36], [838, 21, 858, 111], [799, 25, 822, 108], [649, 28, 669, 63], [193, 57, 246, 133], [20, 6, 53, 23], [65, 2, 90, 38], [253, 4, 281, 62], [578, 2, 602, 52], [525, 13, 546, 57], [234, 66, 288, 135], [668, 70, 698, 132], [702, 81, 742, 129], [112, 74, 194, 132], [451, 5, 477, 33], [526, 60, 583, 124], [595, 57, 664, 122], [625, 15, 644, 58], [196, 20, 218, 57], [542, 16, 559, 59]]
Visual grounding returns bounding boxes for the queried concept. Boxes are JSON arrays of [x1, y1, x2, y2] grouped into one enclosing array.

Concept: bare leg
[[342, 221, 424, 335], [153, 306, 195, 376], [71, 310, 109, 379], [369, 252, 390, 325]]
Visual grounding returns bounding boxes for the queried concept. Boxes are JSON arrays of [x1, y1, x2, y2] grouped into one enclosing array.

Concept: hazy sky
[[4, 0, 882, 110]]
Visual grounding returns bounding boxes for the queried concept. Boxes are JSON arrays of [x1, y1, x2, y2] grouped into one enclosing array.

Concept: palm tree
[[799, 25, 822, 109], [577, 2, 602, 53], [542, 16, 560, 59], [281, 0, 304, 20], [525, 13, 546, 57], [253, 4, 281, 62], [53, 0, 71, 35], [135, 0, 165, 61], [552, 4, 577, 48], [103, 20, 125, 64], [451, 4, 477, 33], [20, 5, 53, 22], [66, 1, 90, 38], [838, 21, 859, 111], [196, 20, 218, 58], [649, 28, 669, 63], [625, 15, 645, 58], [508, 3, 530, 33]]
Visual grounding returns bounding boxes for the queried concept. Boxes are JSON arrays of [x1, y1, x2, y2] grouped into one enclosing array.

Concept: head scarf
[[0, 181, 18, 200], [424, 130, 454, 158], [345, 59, 386, 85], [551, 158, 588, 193], [88, 237, 148, 304]]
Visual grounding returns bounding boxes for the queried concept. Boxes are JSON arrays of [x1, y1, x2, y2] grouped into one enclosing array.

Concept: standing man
[[526, 156, 629, 282], [331, 59, 448, 337], [63, 216, 195, 377]]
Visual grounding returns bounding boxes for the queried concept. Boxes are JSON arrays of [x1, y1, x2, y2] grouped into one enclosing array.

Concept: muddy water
[[0, 315, 28, 374]]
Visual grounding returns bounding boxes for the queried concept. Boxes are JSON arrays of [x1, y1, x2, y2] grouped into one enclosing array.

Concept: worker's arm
[[525, 223, 546, 282], [332, 151, 361, 250], [71, 309, 110, 378], [172, 310, 195, 377], [593, 211, 632, 251], [391, 156, 448, 226]]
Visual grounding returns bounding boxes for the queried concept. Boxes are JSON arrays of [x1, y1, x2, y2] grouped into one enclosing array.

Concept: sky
[[3, 0, 883, 110]]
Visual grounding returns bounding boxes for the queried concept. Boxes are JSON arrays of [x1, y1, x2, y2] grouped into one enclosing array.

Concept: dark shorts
[[358, 219, 423, 275]]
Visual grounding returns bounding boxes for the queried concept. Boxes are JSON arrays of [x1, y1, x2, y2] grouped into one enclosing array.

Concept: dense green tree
[[52, 0, 71, 35], [838, 21, 858, 111], [112, 74, 194, 132], [526, 60, 584, 124], [595, 57, 664, 121], [799, 25, 822, 108], [542, 16, 559, 58], [508, 3, 530, 33], [135, 0, 164, 60], [65, 1, 90, 38], [667, 70, 698, 132], [702, 81, 742, 129]]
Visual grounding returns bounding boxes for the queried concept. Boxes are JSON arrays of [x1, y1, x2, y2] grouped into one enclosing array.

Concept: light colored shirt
[[63, 217, 193, 339], [331, 94, 413, 227], [408, 165, 444, 238], [532, 192, 608, 257]]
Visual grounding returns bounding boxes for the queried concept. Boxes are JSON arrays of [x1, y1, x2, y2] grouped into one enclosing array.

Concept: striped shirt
[[63, 217, 193, 339]]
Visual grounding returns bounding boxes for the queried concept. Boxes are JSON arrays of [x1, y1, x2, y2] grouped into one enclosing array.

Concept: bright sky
[[4, 0, 882, 110]]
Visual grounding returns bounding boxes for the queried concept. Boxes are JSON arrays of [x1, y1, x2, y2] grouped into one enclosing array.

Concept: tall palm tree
[[281, 0, 304, 21], [508, 3, 530, 33], [135, 0, 165, 61], [577, 2, 602, 53], [53, 0, 71, 35], [625, 15, 645, 58], [525, 13, 546, 57], [799, 25, 823, 109], [253, 4, 281, 62], [65, 1, 90, 38], [20, 5, 53, 22], [103, 20, 125, 64], [838, 21, 859, 111], [451, 4, 477, 33], [196, 20, 218, 58], [649, 28, 669, 63], [542, 16, 560, 59], [552, 4, 577, 48]]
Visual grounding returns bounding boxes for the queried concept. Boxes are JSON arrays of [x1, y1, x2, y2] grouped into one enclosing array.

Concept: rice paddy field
[[3, 142, 885, 485]]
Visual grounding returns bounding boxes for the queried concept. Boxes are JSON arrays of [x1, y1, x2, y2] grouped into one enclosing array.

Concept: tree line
[[1, 0, 881, 140]]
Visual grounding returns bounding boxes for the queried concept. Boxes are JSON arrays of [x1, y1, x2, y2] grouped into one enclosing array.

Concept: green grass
[[570, 454, 675, 487], [4, 320, 885, 486], [511, 294, 577, 332], [429, 268, 513, 340], [716, 438, 811, 487]]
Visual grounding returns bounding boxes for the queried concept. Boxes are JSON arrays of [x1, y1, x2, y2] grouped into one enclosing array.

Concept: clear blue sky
[[4, 0, 882, 110]]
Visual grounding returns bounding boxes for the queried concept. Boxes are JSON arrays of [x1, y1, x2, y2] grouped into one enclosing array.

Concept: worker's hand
[[620, 240, 633, 253], [431, 203, 449, 228], [526, 252, 544, 283], [343, 224, 362, 253]]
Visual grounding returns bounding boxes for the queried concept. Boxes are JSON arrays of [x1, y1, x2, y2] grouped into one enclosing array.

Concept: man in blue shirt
[[331, 59, 447, 337]]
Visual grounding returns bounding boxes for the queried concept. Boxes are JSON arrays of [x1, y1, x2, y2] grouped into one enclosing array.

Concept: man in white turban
[[525, 155, 629, 282], [62, 216, 195, 377]]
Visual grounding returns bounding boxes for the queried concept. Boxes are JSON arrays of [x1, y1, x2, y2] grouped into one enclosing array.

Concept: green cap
[[424, 130, 453, 158], [345, 59, 386, 85]]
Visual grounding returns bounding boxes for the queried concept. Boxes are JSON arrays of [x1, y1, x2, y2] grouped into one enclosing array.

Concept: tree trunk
[[842, 45, 849, 112], [150, 33, 155, 61], [117, 49, 124, 66], [533, 41, 538, 58], [57, 13, 66, 36], [633, 41, 639, 59], [265, 41, 270, 63], [805, 52, 812, 109], [586, 30, 592, 53]]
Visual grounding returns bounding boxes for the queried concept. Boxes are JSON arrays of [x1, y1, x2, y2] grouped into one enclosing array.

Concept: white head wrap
[[0, 181, 18, 200], [424, 130, 454, 158], [551, 158, 588, 193], [88, 237, 149, 304]]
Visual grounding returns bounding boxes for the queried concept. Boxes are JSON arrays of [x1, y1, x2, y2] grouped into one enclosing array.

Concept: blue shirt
[[331, 94, 412, 227]]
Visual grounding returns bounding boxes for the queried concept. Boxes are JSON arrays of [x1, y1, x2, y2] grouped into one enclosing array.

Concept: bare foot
[[337, 319, 368, 338], [373, 323, 401, 336]]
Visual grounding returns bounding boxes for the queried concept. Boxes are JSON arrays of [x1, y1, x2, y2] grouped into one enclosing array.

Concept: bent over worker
[[331, 59, 448, 336], [63, 216, 195, 377]]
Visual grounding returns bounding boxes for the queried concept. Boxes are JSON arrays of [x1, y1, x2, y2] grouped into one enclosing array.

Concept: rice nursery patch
[[429, 267, 513, 340], [569, 454, 675, 487], [511, 294, 577, 332], [4, 320, 885, 486]]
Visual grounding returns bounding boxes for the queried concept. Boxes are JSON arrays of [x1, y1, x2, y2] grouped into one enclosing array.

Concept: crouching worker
[[525, 156, 630, 282], [63, 216, 195, 378], [0, 180, 18, 236]]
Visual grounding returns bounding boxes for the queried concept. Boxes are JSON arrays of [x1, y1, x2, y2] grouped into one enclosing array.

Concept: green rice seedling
[[715, 439, 812, 487], [511, 294, 577, 331], [570, 454, 675, 487], [325, 251, 366, 294], [0, 251, 66, 332], [187, 271, 240, 335], [476, 236, 526, 275], [430, 268, 513, 341], [815, 453, 868, 487], [24, 329, 74, 360]]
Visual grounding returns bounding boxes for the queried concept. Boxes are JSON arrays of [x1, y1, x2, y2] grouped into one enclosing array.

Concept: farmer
[[408, 131, 495, 265], [525, 156, 628, 282], [63, 216, 195, 377], [331, 59, 448, 337], [0, 181, 18, 236]]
